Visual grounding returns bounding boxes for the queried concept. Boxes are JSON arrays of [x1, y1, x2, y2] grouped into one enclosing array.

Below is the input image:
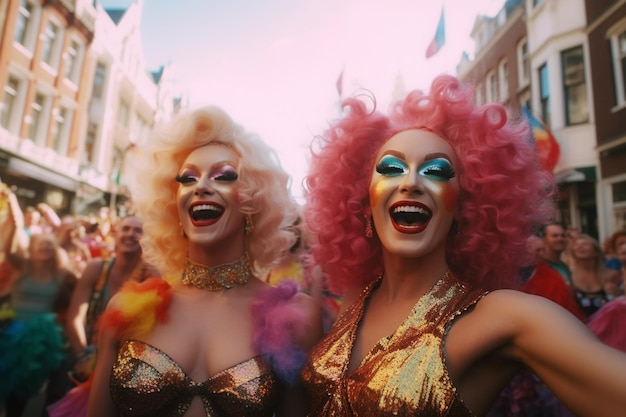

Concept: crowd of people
[[1, 74, 626, 417], [0, 190, 159, 417]]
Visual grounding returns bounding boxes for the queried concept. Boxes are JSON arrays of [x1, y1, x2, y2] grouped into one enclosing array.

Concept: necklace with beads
[[181, 252, 251, 291]]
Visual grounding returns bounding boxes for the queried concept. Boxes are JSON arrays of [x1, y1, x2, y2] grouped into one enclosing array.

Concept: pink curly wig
[[129, 106, 299, 278], [304, 75, 555, 294]]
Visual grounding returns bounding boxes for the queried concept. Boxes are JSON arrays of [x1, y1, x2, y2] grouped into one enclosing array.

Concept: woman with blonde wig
[[87, 106, 322, 417]]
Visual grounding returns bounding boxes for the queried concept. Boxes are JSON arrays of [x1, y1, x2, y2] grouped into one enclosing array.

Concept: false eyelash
[[175, 175, 195, 184]]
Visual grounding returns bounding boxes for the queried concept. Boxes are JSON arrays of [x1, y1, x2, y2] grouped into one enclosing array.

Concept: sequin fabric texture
[[301, 272, 485, 416], [110, 340, 281, 417]]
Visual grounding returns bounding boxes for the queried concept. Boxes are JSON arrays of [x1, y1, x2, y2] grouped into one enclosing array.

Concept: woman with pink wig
[[85, 106, 322, 417], [301, 74, 626, 416]]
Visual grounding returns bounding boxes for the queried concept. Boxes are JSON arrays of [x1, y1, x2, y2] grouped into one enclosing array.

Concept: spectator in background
[[567, 234, 616, 318], [518, 234, 545, 285], [523, 222, 585, 321], [56, 217, 92, 278], [1, 205, 76, 417], [603, 229, 626, 271], [64, 215, 160, 387], [616, 241, 626, 296], [586, 242, 626, 353]]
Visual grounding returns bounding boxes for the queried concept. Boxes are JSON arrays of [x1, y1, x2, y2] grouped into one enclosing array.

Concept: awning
[[6, 157, 79, 191], [554, 166, 596, 183]]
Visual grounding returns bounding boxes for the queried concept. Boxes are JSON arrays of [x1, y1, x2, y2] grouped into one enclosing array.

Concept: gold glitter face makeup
[[177, 144, 244, 250], [368, 129, 459, 260]]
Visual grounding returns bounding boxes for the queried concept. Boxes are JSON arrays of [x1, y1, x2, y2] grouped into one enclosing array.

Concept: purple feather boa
[[251, 279, 307, 385]]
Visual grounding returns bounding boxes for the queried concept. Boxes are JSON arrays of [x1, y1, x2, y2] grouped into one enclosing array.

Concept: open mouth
[[189, 202, 224, 226], [389, 202, 431, 234]]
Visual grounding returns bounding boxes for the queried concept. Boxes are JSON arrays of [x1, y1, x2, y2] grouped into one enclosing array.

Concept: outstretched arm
[[66, 260, 103, 378], [499, 291, 626, 417], [0, 186, 27, 258], [448, 290, 626, 417]]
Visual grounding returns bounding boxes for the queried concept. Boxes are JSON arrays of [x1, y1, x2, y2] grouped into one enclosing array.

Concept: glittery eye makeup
[[418, 158, 456, 181], [175, 164, 238, 185], [375, 155, 408, 177], [175, 172, 198, 184], [210, 165, 238, 181]]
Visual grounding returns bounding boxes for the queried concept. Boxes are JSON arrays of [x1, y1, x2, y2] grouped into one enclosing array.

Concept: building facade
[[0, 0, 180, 217], [458, 0, 608, 241], [585, 0, 626, 239], [458, 0, 530, 118], [526, 0, 600, 238], [0, 0, 96, 215]]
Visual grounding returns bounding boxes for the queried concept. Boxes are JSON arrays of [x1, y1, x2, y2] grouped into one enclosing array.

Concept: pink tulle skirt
[[587, 297, 626, 352], [47, 379, 91, 417]]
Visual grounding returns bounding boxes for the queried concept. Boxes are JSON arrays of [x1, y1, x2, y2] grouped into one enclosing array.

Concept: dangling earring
[[244, 214, 254, 234], [365, 216, 373, 238], [179, 222, 187, 238]]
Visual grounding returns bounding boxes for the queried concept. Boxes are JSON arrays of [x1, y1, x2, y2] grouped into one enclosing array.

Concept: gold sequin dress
[[301, 272, 485, 416], [110, 340, 281, 417]]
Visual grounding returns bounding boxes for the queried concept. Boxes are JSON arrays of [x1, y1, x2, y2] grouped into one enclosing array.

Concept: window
[[14, 0, 34, 47], [51, 106, 72, 154], [1, 76, 24, 133], [621, 31, 626, 102], [486, 71, 498, 102], [29, 92, 50, 144], [475, 81, 484, 106], [84, 122, 98, 164], [519, 91, 531, 112], [613, 180, 626, 231], [517, 38, 530, 86], [118, 100, 130, 128], [13, 1, 43, 54], [92, 63, 107, 99], [539, 63, 550, 127], [608, 21, 626, 107], [40, 21, 62, 69], [64, 39, 84, 83], [561, 46, 588, 125], [498, 59, 509, 101]]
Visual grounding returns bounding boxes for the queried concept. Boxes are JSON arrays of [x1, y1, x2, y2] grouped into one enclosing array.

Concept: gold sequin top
[[111, 340, 281, 417], [301, 272, 485, 417]]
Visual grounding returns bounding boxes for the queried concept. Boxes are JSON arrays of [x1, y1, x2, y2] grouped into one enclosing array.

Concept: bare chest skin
[[139, 281, 262, 383], [347, 291, 418, 374], [107, 260, 141, 295]]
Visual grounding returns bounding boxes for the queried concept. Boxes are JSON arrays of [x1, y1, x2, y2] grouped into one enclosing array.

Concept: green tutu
[[0, 311, 66, 401]]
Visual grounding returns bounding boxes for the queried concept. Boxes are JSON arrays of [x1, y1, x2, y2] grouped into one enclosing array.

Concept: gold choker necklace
[[181, 253, 251, 291]]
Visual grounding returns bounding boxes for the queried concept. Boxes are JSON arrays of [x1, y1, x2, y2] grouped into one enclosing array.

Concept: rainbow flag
[[522, 106, 560, 172]]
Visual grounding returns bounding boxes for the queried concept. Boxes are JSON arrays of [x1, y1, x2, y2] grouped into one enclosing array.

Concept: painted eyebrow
[[423, 152, 453, 162], [180, 161, 238, 171], [380, 151, 452, 162]]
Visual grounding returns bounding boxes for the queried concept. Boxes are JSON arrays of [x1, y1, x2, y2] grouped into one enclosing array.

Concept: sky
[[101, 0, 505, 202]]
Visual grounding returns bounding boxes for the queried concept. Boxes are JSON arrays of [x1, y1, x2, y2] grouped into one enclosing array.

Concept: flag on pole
[[522, 106, 560, 172], [425, 8, 445, 58], [336, 68, 344, 98]]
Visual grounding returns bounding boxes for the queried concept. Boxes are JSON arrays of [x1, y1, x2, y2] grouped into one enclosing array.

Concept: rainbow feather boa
[[251, 279, 307, 384]]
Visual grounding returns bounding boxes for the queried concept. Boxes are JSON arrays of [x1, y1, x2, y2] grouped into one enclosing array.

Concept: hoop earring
[[244, 214, 254, 234]]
